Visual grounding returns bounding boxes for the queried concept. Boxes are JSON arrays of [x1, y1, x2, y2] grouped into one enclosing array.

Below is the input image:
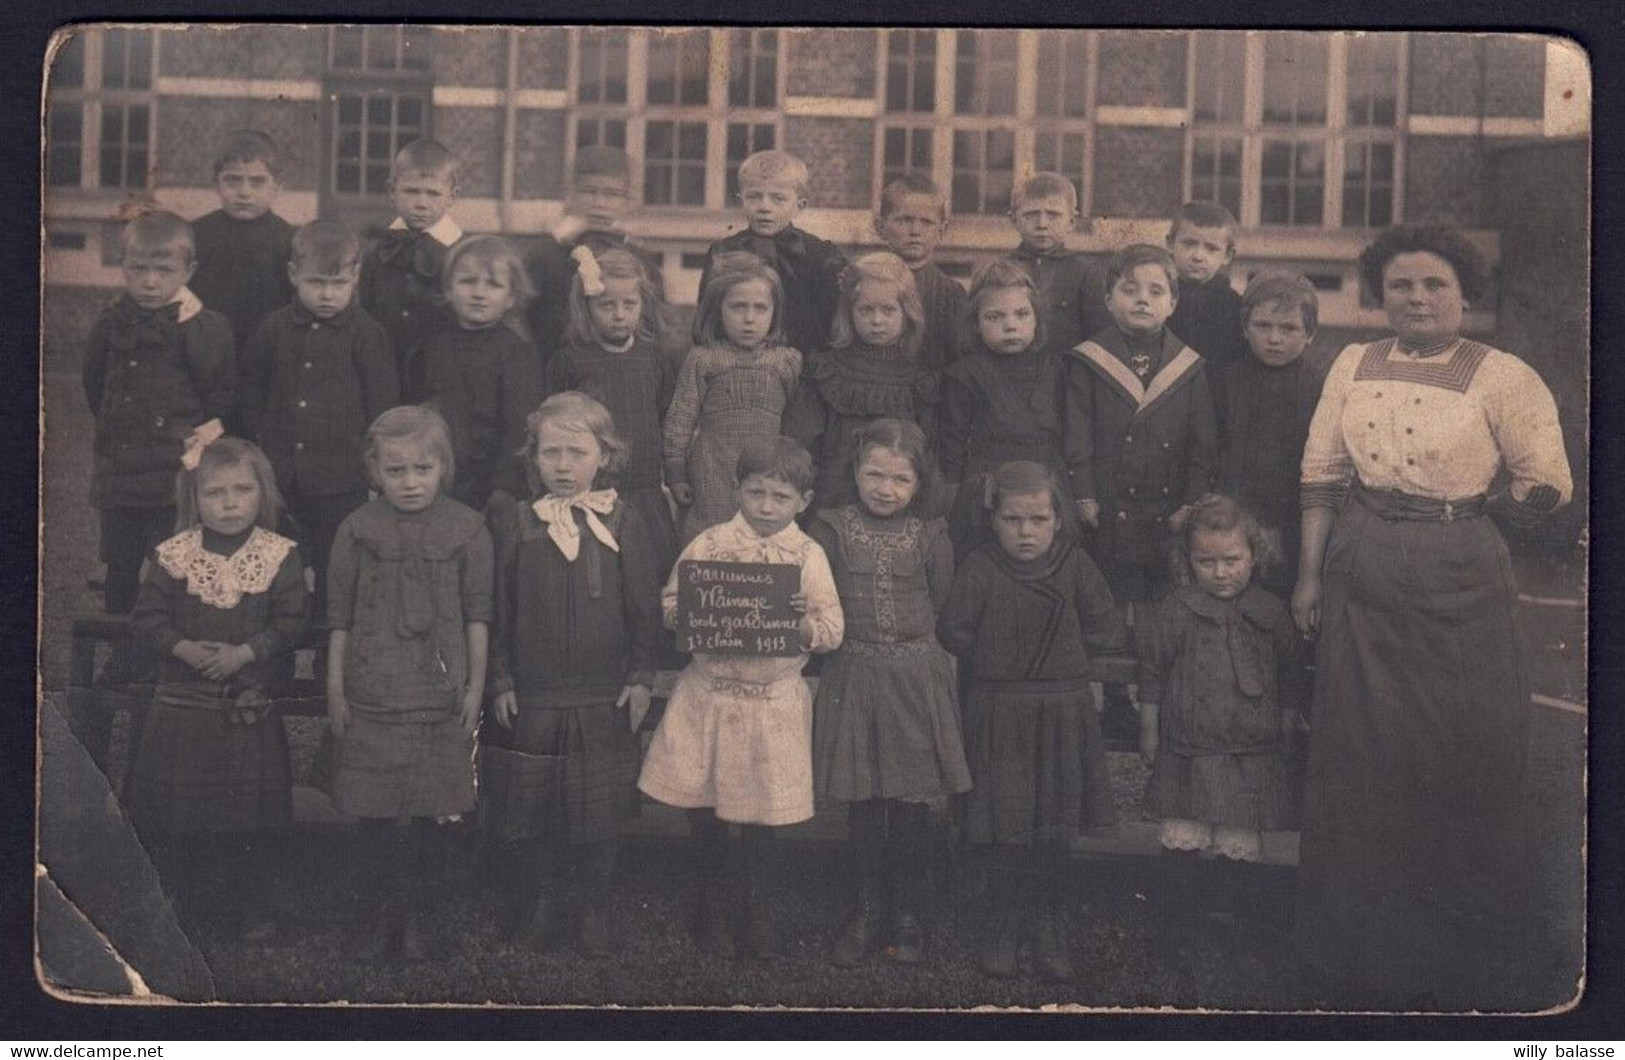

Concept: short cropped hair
[[1169, 201, 1239, 246], [522, 391, 629, 496], [1358, 223, 1488, 304], [692, 251, 785, 348], [392, 138, 460, 186], [829, 252, 925, 359], [736, 436, 816, 493], [213, 129, 283, 179], [121, 210, 195, 264], [1241, 271, 1319, 336], [290, 219, 361, 274], [983, 460, 1068, 521], [1105, 244, 1180, 302], [736, 150, 810, 196], [365, 405, 456, 490], [1011, 171, 1078, 214], [878, 174, 948, 220]]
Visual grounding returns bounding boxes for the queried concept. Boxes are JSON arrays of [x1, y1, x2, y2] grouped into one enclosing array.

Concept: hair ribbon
[[181, 418, 225, 471]]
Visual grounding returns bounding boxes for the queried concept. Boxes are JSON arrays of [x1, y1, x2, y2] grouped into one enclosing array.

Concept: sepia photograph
[[34, 21, 1591, 1016]]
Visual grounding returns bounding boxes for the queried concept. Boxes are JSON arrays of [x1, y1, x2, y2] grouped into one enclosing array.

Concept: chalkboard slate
[[674, 560, 803, 657]]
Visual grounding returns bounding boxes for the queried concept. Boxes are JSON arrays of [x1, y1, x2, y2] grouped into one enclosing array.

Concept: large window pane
[[1192, 31, 1246, 124], [1263, 31, 1328, 125]]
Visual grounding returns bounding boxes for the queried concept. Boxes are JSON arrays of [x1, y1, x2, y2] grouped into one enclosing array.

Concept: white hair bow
[[180, 418, 225, 471]]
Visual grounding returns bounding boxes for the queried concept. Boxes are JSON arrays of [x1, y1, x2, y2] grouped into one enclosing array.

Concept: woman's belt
[[1353, 484, 1485, 523]]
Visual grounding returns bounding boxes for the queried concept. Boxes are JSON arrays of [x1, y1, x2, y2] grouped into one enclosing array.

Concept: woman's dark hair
[[1358, 223, 1489, 304]]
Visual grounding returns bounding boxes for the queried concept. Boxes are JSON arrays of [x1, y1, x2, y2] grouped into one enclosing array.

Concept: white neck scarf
[[532, 489, 619, 561]]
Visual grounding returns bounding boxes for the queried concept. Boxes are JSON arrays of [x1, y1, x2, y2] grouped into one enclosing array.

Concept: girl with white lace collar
[[127, 428, 309, 944], [482, 392, 664, 958]]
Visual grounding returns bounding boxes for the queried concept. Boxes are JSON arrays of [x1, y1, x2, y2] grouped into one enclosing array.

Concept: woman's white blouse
[[1300, 338, 1572, 508]]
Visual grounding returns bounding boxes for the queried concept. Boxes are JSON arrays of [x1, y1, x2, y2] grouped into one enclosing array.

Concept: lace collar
[[154, 526, 296, 610]]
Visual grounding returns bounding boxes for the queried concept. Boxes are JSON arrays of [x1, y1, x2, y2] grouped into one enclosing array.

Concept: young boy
[[358, 138, 463, 374], [1214, 272, 1324, 595], [82, 211, 237, 613], [1064, 244, 1216, 740], [1166, 202, 1249, 377], [241, 220, 398, 618], [874, 174, 967, 375], [526, 146, 668, 375], [190, 130, 296, 421], [1003, 172, 1112, 360], [700, 150, 845, 361]]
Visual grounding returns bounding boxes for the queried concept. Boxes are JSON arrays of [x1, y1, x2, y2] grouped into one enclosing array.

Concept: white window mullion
[[1239, 32, 1266, 227], [1013, 30, 1039, 182], [1324, 35, 1350, 231], [704, 28, 729, 209], [932, 29, 955, 193], [1392, 32, 1410, 224], [1082, 30, 1100, 217], [626, 30, 650, 205]]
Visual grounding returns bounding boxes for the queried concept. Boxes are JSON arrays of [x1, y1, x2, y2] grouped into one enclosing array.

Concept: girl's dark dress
[[791, 345, 939, 512], [936, 536, 1125, 845], [481, 493, 664, 842], [127, 526, 309, 834], [1137, 583, 1305, 830], [938, 348, 1074, 556], [546, 337, 680, 573]]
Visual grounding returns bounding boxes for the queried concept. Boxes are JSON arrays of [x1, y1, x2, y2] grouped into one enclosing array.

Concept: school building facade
[[43, 25, 1588, 342]]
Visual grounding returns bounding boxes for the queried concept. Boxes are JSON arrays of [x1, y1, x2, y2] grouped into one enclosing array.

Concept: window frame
[[320, 27, 435, 223], [876, 29, 1098, 219], [46, 27, 159, 194], [1185, 30, 1408, 232]]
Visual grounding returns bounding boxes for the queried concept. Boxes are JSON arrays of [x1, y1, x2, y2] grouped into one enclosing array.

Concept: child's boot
[[739, 825, 776, 961], [1031, 902, 1074, 982], [829, 868, 880, 967], [978, 858, 1021, 979], [884, 801, 930, 965], [576, 840, 616, 959]]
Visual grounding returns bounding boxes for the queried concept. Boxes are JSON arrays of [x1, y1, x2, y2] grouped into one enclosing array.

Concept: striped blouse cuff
[[1300, 481, 1349, 511]]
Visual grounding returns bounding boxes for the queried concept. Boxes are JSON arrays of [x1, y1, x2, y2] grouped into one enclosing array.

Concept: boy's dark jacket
[[701, 225, 845, 357], [82, 293, 236, 508]]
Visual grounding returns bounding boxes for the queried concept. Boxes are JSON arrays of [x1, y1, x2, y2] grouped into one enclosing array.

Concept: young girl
[[404, 234, 542, 510], [938, 260, 1075, 561], [326, 405, 493, 962], [1137, 495, 1305, 932], [127, 426, 309, 941], [936, 461, 1125, 982], [546, 248, 679, 573], [662, 251, 802, 543], [789, 252, 939, 511], [639, 437, 844, 960], [808, 419, 970, 968], [481, 392, 664, 957]]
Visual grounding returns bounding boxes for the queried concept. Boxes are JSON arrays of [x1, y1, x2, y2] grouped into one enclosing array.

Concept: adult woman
[[1291, 224, 1572, 1009]]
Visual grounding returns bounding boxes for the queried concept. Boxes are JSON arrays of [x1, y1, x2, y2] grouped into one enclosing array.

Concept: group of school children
[[86, 127, 1330, 985]]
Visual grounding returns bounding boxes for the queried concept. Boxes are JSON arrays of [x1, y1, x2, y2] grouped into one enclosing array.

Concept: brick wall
[[433, 27, 506, 90], [1409, 33, 1545, 118], [1092, 126, 1184, 218], [155, 98, 322, 191], [512, 110, 568, 200], [516, 28, 569, 91], [786, 29, 877, 98], [1404, 136, 1489, 227], [786, 117, 873, 209], [1096, 31, 1187, 107], [158, 25, 325, 81]]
